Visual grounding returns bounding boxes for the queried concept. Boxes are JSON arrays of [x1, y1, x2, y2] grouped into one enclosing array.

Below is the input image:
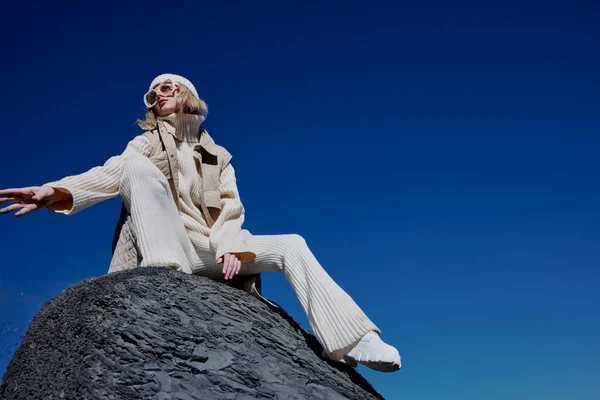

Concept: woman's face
[[152, 81, 179, 116]]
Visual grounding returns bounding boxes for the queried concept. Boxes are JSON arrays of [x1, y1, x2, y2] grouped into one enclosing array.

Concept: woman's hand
[[217, 252, 242, 280], [0, 186, 58, 217]]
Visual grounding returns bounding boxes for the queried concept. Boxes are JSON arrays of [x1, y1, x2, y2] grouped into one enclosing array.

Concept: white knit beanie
[[149, 73, 199, 100]]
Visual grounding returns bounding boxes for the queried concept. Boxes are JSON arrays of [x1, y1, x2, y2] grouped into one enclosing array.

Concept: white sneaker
[[345, 331, 401, 372]]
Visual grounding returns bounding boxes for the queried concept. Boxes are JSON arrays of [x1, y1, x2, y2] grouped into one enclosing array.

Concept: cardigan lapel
[[157, 125, 181, 211]]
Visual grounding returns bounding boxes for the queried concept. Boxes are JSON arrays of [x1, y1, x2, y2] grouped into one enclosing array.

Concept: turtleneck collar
[[157, 112, 203, 143]]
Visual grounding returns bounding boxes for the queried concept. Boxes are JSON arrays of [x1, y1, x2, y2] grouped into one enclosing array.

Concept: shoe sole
[[348, 350, 401, 373], [359, 360, 401, 373]]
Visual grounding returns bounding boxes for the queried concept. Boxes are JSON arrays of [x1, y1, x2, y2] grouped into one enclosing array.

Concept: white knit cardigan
[[43, 114, 257, 265]]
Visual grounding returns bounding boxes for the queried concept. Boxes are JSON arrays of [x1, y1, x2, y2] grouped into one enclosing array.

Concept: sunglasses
[[144, 80, 178, 108]]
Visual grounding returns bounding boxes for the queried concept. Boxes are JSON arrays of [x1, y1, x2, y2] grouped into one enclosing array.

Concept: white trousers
[[119, 155, 380, 359]]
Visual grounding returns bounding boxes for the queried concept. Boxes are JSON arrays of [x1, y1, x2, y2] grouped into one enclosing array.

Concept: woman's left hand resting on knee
[[217, 252, 242, 280]]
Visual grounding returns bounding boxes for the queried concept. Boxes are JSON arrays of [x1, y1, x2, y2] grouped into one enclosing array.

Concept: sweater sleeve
[[208, 163, 257, 263], [43, 134, 152, 215]]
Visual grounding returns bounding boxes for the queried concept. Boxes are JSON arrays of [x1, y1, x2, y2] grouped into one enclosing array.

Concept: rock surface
[[1, 267, 383, 399]]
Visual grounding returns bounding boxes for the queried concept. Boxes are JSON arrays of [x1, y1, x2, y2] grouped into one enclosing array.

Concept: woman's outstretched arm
[[209, 163, 257, 265], [42, 135, 153, 215]]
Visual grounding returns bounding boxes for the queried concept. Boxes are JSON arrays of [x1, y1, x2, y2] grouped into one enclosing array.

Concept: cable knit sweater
[[43, 113, 251, 261]]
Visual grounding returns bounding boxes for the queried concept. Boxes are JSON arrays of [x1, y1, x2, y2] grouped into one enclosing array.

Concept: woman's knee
[[254, 234, 309, 262], [121, 155, 167, 186], [285, 233, 307, 248], [273, 234, 309, 256]]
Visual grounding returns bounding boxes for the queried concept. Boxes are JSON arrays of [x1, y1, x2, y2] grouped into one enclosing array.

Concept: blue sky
[[1, 1, 599, 398]]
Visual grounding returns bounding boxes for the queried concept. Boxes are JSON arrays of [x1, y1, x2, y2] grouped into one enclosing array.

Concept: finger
[[231, 258, 237, 278], [217, 256, 223, 264], [229, 258, 237, 280], [226, 255, 234, 280], [0, 203, 23, 214], [0, 197, 17, 204], [15, 205, 37, 217], [0, 194, 28, 202], [0, 188, 33, 197], [227, 255, 236, 280], [223, 254, 230, 278], [235, 259, 241, 276], [231, 257, 240, 279]]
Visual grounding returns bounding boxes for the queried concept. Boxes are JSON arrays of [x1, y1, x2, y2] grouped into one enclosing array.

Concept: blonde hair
[[137, 84, 208, 131]]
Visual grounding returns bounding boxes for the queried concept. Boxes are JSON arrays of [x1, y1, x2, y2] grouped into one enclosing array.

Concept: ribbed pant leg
[[192, 233, 380, 360], [119, 155, 198, 273]]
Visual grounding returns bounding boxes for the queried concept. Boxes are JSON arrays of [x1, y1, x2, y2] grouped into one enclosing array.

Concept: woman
[[0, 74, 400, 372]]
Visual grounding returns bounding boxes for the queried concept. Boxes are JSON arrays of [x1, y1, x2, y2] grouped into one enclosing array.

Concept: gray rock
[[1, 267, 383, 399]]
